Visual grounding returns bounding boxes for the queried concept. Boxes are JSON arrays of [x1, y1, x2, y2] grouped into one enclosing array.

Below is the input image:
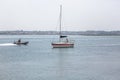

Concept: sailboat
[[51, 5, 74, 48]]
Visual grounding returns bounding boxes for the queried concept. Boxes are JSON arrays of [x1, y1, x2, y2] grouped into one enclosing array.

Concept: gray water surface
[[0, 35, 120, 80]]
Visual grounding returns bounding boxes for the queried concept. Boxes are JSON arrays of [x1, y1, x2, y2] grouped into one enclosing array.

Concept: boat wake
[[0, 43, 16, 46]]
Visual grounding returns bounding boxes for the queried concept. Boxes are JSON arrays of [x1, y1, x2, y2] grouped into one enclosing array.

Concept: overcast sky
[[0, 0, 120, 31]]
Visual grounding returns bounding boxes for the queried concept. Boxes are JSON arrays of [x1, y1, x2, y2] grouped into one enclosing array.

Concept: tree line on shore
[[0, 31, 120, 36]]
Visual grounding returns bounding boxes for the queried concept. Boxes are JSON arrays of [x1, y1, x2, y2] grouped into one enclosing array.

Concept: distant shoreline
[[1, 31, 120, 36]]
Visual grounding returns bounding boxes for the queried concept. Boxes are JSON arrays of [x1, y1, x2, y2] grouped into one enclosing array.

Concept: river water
[[0, 35, 120, 80]]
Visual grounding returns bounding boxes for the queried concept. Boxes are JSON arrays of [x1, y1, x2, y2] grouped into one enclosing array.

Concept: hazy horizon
[[0, 0, 120, 31]]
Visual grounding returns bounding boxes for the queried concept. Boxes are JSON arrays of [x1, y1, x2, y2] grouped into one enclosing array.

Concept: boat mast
[[59, 5, 62, 40]]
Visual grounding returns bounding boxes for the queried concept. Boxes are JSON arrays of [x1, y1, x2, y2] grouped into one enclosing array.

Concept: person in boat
[[66, 38, 69, 42], [18, 39, 21, 43]]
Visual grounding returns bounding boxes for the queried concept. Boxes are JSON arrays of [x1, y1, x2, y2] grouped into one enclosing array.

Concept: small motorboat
[[13, 39, 29, 45], [14, 41, 29, 45]]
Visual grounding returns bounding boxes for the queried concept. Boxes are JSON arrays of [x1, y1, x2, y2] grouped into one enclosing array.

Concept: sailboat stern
[[52, 42, 74, 48]]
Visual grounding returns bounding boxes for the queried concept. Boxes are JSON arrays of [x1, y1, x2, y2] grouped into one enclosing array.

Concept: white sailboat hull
[[52, 42, 74, 48]]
